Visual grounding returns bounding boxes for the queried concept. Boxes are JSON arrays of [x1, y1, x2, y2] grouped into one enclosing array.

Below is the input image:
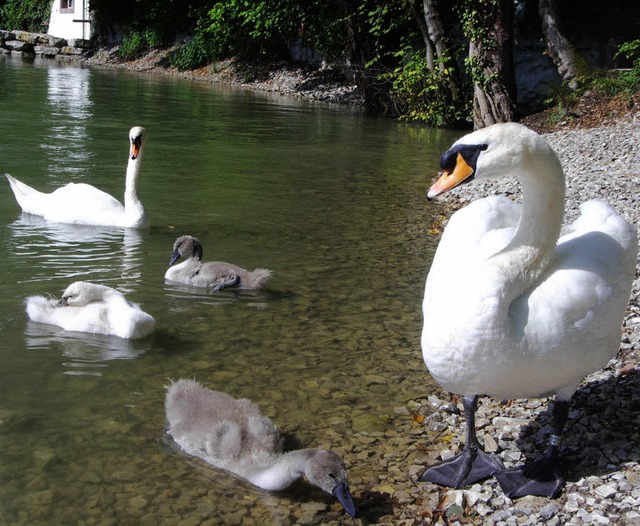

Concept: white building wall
[[48, 0, 92, 40]]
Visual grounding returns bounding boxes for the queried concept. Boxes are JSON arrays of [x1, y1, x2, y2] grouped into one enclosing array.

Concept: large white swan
[[165, 235, 272, 291], [419, 123, 637, 498], [26, 281, 155, 339], [165, 379, 357, 517], [5, 126, 149, 228]]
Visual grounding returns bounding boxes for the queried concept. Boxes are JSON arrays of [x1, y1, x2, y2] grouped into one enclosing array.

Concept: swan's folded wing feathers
[[437, 196, 521, 262]]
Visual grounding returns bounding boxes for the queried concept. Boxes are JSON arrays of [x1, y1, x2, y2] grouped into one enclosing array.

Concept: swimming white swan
[[26, 281, 155, 339], [419, 123, 637, 498], [165, 235, 272, 291], [5, 126, 149, 228], [165, 379, 357, 517]]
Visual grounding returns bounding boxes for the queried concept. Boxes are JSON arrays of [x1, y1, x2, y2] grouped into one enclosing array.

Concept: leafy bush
[[0, 0, 51, 32], [385, 47, 470, 127], [169, 34, 215, 71], [202, 0, 303, 60], [119, 31, 147, 59], [583, 39, 640, 97]]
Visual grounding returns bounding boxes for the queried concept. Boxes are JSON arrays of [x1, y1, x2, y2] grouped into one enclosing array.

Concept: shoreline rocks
[[0, 29, 90, 59]]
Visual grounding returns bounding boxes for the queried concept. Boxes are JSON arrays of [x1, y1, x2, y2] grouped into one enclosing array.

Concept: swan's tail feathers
[[4, 173, 44, 213], [25, 295, 56, 323], [248, 268, 272, 289]]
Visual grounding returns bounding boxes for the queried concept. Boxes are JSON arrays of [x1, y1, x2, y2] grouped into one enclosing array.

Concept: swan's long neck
[[492, 146, 566, 300], [245, 449, 315, 491], [124, 152, 145, 219]]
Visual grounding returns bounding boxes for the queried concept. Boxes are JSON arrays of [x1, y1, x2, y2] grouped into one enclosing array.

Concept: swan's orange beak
[[427, 153, 474, 200], [130, 142, 140, 160]]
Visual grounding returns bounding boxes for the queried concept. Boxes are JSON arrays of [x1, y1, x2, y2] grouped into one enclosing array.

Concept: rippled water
[[0, 55, 461, 524]]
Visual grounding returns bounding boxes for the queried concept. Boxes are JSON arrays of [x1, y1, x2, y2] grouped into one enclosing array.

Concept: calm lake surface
[[0, 55, 461, 524]]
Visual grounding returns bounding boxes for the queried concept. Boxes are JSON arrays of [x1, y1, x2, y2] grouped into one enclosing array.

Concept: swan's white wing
[[509, 200, 637, 396], [41, 183, 126, 223], [425, 196, 520, 309], [434, 195, 520, 262]]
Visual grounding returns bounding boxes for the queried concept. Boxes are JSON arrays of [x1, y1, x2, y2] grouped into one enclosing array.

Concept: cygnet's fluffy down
[[26, 281, 155, 339], [164, 235, 271, 291], [165, 379, 357, 517]]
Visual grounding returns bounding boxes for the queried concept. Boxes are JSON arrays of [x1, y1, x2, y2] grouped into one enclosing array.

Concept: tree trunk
[[538, 0, 590, 89], [467, 0, 516, 128], [418, 0, 459, 102], [410, 1, 435, 70]]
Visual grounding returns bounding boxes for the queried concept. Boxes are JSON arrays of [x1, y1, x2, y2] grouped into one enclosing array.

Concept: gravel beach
[[83, 49, 640, 524]]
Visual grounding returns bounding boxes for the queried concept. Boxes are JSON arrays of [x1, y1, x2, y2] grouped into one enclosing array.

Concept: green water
[[0, 55, 460, 524]]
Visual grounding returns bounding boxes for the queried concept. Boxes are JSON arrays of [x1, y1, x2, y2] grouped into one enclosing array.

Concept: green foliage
[[0, 0, 51, 32], [169, 33, 215, 71], [577, 40, 640, 97], [202, 0, 304, 60], [119, 31, 147, 59], [118, 27, 167, 59], [610, 39, 640, 93], [385, 47, 469, 126]]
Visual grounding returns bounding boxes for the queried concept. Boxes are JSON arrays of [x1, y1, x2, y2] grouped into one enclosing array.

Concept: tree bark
[[410, 1, 435, 69], [538, 0, 590, 88], [468, 0, 516, 128], [417, 0, 460, 102]]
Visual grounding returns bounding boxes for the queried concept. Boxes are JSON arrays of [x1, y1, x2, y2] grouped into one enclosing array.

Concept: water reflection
[[163, 281, 270, 314], [24, 321, 151, 376], [43, 66, 93, 179], [7, 214, 144, 289]]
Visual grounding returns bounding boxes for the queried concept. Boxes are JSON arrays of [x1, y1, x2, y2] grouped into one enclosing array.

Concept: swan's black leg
[[212, 274, 240, 292], [495, 399, 569, 498], [420, 395, 503, 487]]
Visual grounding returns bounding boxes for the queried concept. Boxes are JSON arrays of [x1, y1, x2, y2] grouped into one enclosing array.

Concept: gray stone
[[35, 45, 60, 57], [5, 40, 34, 53]]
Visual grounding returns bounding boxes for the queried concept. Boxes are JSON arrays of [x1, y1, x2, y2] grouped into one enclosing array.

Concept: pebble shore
[[384, 115, 640, 526]]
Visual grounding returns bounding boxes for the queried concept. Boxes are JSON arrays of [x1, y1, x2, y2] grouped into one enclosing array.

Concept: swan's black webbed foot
[[496, 399, 569, 498], [495, 453, 564, 498], [212, 274, 240, 292], [420, 446, 503, 488]]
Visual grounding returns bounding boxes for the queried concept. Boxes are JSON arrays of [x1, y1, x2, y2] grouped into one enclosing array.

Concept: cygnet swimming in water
[[164, 379, 357, 517], [26, 281, 155, 339], [164, 235, 272, 291]]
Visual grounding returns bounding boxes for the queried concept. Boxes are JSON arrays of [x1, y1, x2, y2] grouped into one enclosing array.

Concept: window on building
[[60, 0, 74, 13]]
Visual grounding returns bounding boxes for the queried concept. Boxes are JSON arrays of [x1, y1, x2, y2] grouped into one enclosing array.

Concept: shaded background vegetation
[[1, 0, 639, 127]]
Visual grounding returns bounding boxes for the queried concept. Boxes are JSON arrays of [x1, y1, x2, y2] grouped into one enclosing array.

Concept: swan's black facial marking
[[130, 134, 143, 160], [441, 143, 488, 175]]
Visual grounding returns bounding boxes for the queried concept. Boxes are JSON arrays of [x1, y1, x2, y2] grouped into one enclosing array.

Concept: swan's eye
[[441, 144, 488, 174], [328, 472, 336, 479]]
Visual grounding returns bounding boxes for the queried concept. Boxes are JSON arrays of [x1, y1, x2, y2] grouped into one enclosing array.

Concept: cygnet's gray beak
[[168, 250, 181, 267], [332, 481, 357, 517]]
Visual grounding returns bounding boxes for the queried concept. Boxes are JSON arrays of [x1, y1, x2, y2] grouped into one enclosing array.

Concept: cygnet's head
[[57, 281, 110, 307], [305, 449, 357, 518], [169, 235, 203, 266], [129, 126, 147, 161]]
